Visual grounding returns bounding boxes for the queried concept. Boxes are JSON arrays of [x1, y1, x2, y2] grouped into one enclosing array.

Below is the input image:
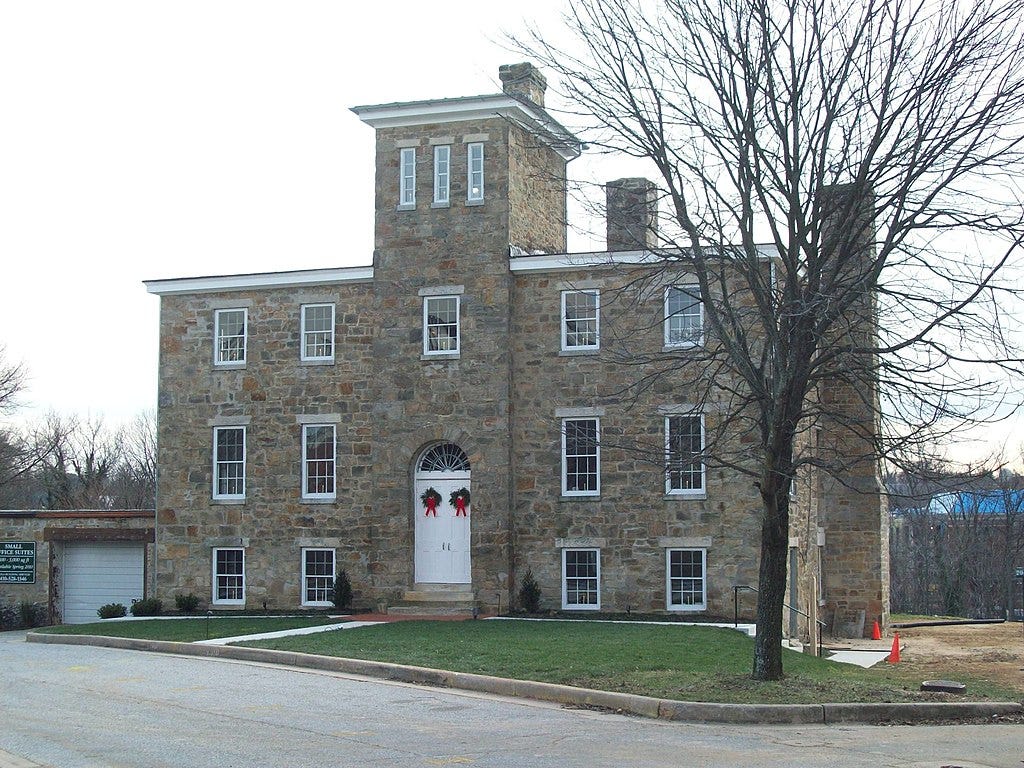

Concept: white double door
[[414, 476, 470, 584]]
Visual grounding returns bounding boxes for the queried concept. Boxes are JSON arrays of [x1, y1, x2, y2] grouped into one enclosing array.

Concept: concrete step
[[402, 584, 474, 602], [387, 601, 477, 616]]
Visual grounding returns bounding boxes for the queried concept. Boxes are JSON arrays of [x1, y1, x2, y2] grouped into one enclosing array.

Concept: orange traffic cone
[[871, 620, 882, 640], [887, 631, 901, 663]]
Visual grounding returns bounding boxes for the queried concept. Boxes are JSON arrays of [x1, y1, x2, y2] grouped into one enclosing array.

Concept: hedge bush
[[130, 598, 163, 617]]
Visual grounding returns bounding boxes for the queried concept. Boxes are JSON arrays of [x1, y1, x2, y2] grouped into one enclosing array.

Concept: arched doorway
[[414, 443, 471, 584]]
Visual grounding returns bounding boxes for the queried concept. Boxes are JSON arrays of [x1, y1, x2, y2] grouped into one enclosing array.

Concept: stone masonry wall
[[510, 266, 764, 617], [155, 284, 379, 609], [368, 117, 519, 609]]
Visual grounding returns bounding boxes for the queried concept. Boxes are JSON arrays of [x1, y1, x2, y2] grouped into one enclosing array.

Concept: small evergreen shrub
[[97, 603, 127, 619], [130, 598, 163, 617], [18, 601, 47, 628], [332, 570, 353, 609], [174, 593, 201, 613], [518, 568, 541, 613]]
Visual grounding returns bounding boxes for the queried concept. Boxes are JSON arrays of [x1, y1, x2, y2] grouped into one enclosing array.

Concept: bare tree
[[0, 348, 56, 506], [519, 0, 1024, 678], [110, 411, 157, 510]]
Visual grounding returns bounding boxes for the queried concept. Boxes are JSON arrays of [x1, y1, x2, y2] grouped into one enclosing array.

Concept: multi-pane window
[[562, 548, 600, 609], [302, 424, 336, 500], [213, 548, 245, 604], [302, 548, 336, 606], [664, 285, 703, 347], [467, 142, 484, 202], [666, 414, 705, 494], [213, 426, 245, 500], [562, 418, 600, 496], [399, 147, 416, 206], [301, 303, 334, 362], [423, 295, 460, 354], [666, 548, 706, 610], [561, 290, 599, 350], [434, 145, 450, 205], [214, 308, 247, 365]]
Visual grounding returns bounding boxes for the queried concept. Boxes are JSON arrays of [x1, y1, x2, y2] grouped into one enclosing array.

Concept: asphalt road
[[1, 630, 1021, 767]]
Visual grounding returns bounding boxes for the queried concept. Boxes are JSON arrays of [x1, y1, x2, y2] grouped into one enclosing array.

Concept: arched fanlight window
[[418, 443, 470, 473]]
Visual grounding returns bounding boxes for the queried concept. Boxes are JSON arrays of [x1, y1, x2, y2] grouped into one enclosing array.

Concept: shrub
[[332, 570, 353, 609], [130, 598, 163, 617], [18, 601, 47, 628], [518, 568, 541, 613], [174, 593, 201, 613], [97, 603, 127, 619]]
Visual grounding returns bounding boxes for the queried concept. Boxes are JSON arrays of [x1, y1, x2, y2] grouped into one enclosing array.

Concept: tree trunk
[[752, 479, 791, 680]]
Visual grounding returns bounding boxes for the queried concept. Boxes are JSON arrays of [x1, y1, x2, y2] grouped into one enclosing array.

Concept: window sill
[[299, 358, 335, 367], [662, 343, 702, 352], [465, 199, 485, 207], [213, 362, 247, 370], [561, 605, 601, 611], [211, 498, 246, 505], [664, 492, 707, 501], [558, 348, 599, 357], [300, 497, 337, 505], [421, 352, 460, 361], [431, 201, 450, 209], [396, 203, 416, 211], [560, 494, 601, 502], [667, 605, 707, 613]]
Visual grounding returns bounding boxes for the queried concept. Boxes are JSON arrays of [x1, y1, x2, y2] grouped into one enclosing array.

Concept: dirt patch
[[894, 622, 1024, 696]]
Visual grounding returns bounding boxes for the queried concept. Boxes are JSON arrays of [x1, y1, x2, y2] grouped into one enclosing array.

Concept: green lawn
[[36, 616, 342, 642], [35, 617, 1020, 704], [240, 619, 1018, 704]]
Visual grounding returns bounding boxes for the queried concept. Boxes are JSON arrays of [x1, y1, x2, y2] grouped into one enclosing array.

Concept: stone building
[[145, 63, 888, 635]]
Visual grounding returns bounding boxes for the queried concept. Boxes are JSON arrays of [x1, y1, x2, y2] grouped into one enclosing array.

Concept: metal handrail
[[733, 584, 827, 656]]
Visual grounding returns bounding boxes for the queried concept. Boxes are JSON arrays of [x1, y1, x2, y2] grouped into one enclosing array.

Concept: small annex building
[[144, 64, 888, 636], [0, 509, 155, 624]]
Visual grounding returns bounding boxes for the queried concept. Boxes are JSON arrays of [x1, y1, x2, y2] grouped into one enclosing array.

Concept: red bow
[[425, 496, 437, 516], [455, 495, 467, 516]]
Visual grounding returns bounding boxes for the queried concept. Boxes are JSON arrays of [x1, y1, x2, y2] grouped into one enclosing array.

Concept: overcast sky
[[1, 1, 1020, 467], [0, 0, 612, 420]]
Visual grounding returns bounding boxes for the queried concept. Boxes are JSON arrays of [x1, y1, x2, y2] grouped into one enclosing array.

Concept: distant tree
[[520, 0, 1024, 679], [35, 412, 155, 510]]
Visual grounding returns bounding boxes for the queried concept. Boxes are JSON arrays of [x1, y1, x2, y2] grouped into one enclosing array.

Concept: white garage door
[[62, 542, 145, 624]]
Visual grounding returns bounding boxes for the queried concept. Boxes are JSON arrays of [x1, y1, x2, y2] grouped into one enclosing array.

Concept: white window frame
[[212, 426, 246, 501], [422, 295, 460, 355], [212, 547, 245, 605], [300, 303, 335, 362], [561, 417, 600, 497], [562, 548, 601, 610], [467, 142, 484, 202], [301, 424, 336, 501], [433, 145, 450, 205], [301, 547, 336, 607], [663, 284, 703, 348], [214, 308, 247, 366], [665, 414, 705, 495], [399, 147, 416, 207], [666, 548, 707, 611], [560, 290, 600, 351]]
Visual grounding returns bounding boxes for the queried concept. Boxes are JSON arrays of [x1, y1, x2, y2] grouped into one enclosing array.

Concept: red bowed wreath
[[449, 487, 471, 516], [420, 487, 442, 516]]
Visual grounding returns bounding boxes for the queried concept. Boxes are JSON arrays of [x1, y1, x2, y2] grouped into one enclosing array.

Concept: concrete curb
[[26, 632, 1022, 725]]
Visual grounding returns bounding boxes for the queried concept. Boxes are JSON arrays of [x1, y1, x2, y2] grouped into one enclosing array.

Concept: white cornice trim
[[351, 94, 582, 162], [509, 244, 778, 274], [144, 266, 374, 296]]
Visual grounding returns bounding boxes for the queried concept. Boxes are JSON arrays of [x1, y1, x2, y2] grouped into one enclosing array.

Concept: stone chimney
[[499, 63, 547, 107], [606, 178, 659, 251]]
